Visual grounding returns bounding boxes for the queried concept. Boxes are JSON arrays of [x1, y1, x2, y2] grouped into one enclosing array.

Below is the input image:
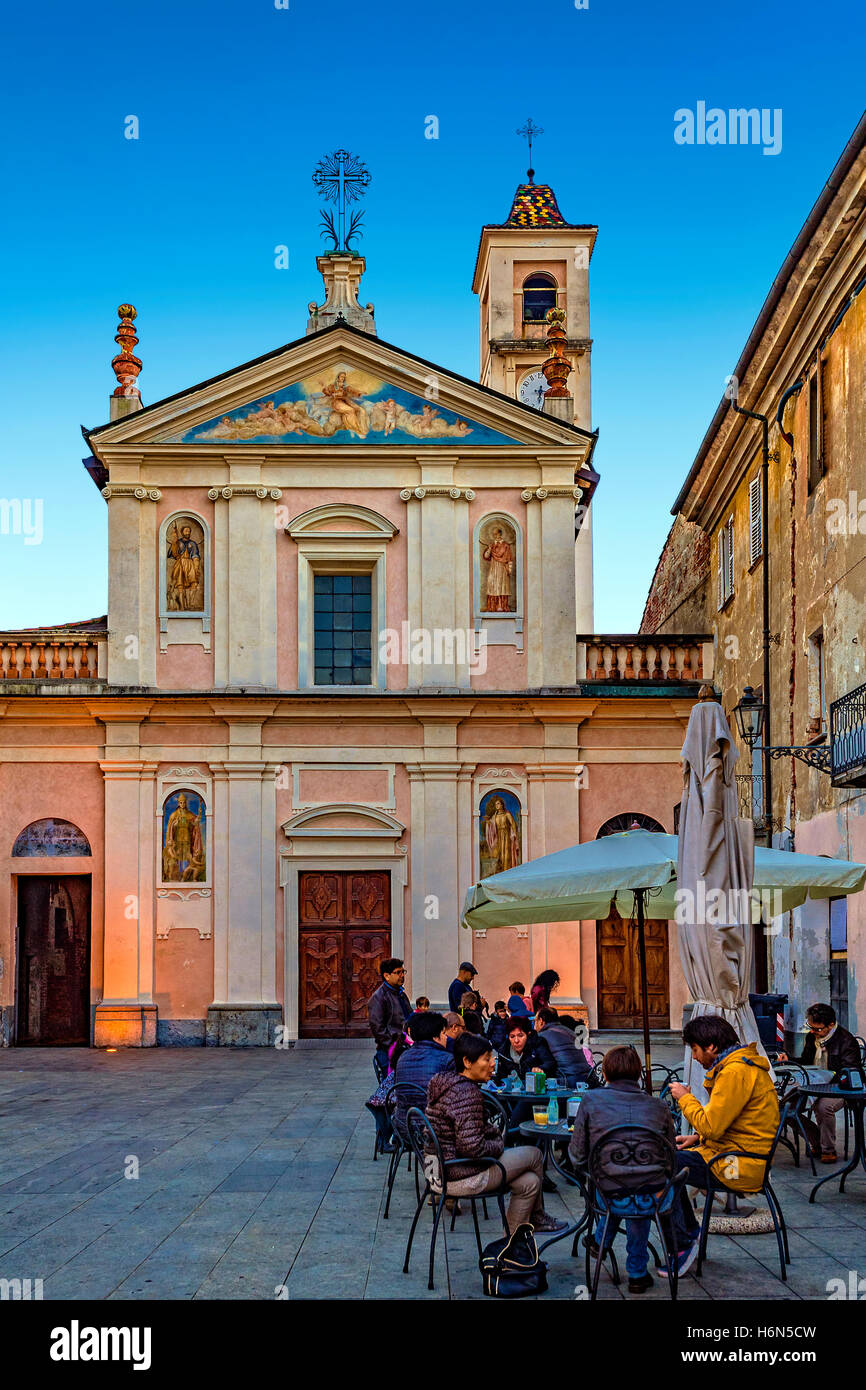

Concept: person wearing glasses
[[368, 958, 412, 1075], [776, 1003, 862, 1162]]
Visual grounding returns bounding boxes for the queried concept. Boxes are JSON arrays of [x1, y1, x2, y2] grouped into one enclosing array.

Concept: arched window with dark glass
[[522, 273, 558, 324]]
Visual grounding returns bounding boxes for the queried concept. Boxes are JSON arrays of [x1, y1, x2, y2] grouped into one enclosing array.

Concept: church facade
[[0, 178, 709, 1047]]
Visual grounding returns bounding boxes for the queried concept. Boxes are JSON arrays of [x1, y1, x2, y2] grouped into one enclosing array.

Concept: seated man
[[568, 1045, 676, 1294], [393, 1010, 454, 1132], [667, 1014, 780, 1276], [507, 982, 531, 1017], [534, 1007, 599, 1089], [425, 1033, 568, 1234], [443, 1012, 465, 1053], [486, 1001, 512, 1052], [496, 1016, 558, 1084], [777, 1002, 862, 1162]]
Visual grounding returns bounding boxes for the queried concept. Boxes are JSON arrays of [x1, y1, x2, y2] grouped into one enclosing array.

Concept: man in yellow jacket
[[664, 1014, 780, 1276]]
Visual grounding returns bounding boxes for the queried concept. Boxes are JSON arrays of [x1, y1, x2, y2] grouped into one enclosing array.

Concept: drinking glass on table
[[532, 1107, 549, 1126]]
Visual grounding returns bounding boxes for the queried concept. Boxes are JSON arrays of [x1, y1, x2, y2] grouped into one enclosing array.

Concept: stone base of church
[[205, 1004, 282, 1048], [94, 1004, 158, 1048]]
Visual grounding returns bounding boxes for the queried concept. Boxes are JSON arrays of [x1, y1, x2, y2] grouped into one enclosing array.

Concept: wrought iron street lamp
[[734, 686, 832, 772]]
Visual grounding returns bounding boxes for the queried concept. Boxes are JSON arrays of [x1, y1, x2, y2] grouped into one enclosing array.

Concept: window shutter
[[726, 516, 734, 599], [717, 529, 725, 609], [749, 477, 762, 565]]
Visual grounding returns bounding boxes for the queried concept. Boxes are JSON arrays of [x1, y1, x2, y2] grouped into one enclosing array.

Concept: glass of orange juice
[[532, 1107, 548, 1126]]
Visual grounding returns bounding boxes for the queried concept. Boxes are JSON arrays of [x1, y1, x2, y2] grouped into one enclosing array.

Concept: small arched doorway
[[13, 819, 91, 1045], [595, 813, 670, 1029]]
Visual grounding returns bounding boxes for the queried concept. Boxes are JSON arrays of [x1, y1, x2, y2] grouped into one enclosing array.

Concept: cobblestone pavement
[[0, 1042, 864, 1301]]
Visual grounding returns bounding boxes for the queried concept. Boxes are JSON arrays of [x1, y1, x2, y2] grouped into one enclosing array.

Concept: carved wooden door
[[596, 908, 669, 1029], [17, 876, 91, 1045], [298, 871, 391, 1038]]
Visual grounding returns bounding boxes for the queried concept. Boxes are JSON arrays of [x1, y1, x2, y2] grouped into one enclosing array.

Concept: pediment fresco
[[159, 362, 522, 446]]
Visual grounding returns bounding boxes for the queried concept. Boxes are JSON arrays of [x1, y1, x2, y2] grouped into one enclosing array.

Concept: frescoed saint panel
[[479, 789, 522, 878], [162, 790, 207, 883], [479, 517, 518, 613], [165, 516, 205, 613]]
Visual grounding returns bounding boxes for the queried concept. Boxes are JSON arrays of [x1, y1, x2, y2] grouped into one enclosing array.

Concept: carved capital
[[101, 485, 161, 501]]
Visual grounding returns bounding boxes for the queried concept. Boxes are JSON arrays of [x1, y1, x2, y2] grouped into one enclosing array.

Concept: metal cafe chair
[[694, 1110, 792, 1282], [383, 1082, 427, 1219], [584, 1125, 687, 1301], [402, 1107, 509, 1291], [772, 1064, 817, 1175]]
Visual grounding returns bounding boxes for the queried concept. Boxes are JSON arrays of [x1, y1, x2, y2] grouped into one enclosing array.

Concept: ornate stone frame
[[156, 765, 212, 895], [279, 803, 407, 1041], [473, 765, 528, 907], [158, 510, 212, 652], [286, 504, 398, 691]]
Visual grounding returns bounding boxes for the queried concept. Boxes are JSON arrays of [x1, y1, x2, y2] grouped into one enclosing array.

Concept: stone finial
[[541, 307, 572, 398], [306, 255, 376, 336], [111, 304, 142, 398]]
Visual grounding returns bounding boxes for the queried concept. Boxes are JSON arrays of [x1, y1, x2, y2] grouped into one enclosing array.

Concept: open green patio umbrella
[[461, 829, 866, 1088]]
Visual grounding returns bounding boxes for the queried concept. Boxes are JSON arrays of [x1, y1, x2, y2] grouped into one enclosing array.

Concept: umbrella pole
[[635, 889, 653, 1094]]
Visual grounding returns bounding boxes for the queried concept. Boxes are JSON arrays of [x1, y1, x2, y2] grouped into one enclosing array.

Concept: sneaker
[[533, 1212, 570, 1234], [627, 1272, 654, 1294], [821, 1152, 839, 1164], [658, 1236, 700, 1278]]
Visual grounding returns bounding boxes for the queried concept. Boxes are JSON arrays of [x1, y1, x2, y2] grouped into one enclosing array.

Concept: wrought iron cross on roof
[[516, 118, 543, 183], [312, 149, 371, 253]]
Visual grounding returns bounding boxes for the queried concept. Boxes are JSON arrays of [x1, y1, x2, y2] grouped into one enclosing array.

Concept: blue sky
[[0, 0, 862, 631]]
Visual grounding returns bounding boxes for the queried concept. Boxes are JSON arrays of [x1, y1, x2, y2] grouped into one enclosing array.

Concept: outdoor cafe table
[[517, 1118, 590, 1253], [788, 1082, 866, 1203]]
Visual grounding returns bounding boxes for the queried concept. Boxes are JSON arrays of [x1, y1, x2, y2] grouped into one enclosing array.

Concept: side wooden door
[[298, 871, 391, 1038], [596, 908, 669, 1029]]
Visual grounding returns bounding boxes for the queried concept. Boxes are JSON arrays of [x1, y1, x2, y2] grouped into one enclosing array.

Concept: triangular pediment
[[86, 323, 595, 455]]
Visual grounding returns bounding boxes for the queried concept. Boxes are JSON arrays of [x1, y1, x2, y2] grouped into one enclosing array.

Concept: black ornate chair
[[383, 1082, 427, 1219], [694, 1108, 792, 1282], [773, 1064, 817, 1174], [584, 1125, 686, 1300], [402, 1106, 509, 1291]]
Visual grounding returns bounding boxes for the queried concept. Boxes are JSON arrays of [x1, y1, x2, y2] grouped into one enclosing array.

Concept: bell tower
[[472, 175, 596, 429]]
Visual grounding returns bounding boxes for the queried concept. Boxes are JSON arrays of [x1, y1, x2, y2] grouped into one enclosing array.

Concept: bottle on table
[[547, 1095, 558, 1126]]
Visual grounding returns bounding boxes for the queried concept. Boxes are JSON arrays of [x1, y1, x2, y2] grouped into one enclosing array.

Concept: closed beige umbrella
[[677, 693, 761, 1102]]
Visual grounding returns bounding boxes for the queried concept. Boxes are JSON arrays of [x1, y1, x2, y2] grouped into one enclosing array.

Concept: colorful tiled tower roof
[[503, 182, 571, 228]]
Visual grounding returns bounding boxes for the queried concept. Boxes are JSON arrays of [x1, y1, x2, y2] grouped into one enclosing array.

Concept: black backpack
[[479, 1223, 549, 1298]]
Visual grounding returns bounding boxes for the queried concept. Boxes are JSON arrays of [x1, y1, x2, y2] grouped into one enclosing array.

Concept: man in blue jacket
[[394, 1011, 455, 1130]]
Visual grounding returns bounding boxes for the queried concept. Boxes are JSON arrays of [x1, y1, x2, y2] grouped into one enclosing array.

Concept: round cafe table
[[790, 1083, 866, 1203], [516, 1118, 594, 1257]]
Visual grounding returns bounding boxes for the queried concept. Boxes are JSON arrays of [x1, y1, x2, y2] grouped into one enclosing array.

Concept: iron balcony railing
[[831, 681, 866, 787]]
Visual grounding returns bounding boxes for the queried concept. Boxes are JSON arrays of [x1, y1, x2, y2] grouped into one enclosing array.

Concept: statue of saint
[[482, 525, 515, 612], [163, 792, 206, 882]]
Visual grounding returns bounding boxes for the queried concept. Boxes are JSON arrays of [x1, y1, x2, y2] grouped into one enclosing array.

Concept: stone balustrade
[[576, 635, 713, 684], [0, 633, 106, 682]]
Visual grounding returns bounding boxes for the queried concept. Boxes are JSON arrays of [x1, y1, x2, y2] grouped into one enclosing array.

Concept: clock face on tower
[[519, 371, 547, 410]]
